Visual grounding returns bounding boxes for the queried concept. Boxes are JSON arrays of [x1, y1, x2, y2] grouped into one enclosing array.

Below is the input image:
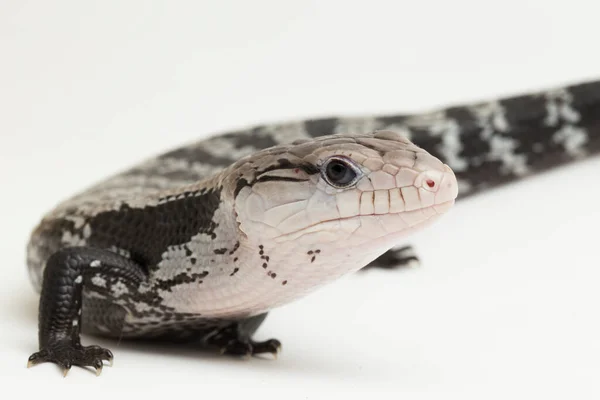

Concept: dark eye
[[322, 157, 361, 188]]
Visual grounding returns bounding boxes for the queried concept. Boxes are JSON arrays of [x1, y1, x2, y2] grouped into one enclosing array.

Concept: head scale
[[222, 130, 458, 308]]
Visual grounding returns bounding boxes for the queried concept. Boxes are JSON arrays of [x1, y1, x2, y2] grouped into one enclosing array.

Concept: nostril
[[416, 171, 442, 192]]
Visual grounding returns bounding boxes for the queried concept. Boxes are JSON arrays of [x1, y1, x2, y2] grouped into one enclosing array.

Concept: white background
[[1, 0, 600, 398]]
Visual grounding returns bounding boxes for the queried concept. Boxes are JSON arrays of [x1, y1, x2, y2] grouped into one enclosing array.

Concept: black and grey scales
[[26, 80, 600, 375]]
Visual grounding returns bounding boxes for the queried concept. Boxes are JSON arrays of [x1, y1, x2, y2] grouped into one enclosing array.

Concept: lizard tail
[[399, 80, 600, 199]]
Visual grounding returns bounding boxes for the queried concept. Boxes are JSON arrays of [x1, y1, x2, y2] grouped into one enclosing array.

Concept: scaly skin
[[26, 79, 600, 375], [27, 130, 457, 375]]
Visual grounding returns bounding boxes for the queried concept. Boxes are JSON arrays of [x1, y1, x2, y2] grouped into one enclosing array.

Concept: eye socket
[[321, 157, 361, 188]]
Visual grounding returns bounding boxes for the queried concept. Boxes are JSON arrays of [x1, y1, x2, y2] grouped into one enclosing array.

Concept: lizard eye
[[321, 157, 361, 188]]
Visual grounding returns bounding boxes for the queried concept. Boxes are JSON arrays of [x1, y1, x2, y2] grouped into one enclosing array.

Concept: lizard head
[[226, 130, 457, 303]]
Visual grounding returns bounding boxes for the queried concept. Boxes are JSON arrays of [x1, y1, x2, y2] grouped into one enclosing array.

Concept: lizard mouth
[[273, 199, 455, 243]]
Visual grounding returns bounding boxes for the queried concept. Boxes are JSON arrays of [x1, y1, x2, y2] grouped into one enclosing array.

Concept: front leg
[[204, 313, 281, 358], [27, 247, 146, 376]]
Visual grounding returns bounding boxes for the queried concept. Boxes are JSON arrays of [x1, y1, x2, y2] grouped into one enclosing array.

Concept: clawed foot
[[205, 325, 281, 358], [363, 246, 420, 270], [27, 341, 113, 376], [219, 338, 282, 359]]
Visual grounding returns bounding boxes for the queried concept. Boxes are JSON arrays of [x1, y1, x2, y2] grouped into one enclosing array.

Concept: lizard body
[[26, 80, 600, 375]]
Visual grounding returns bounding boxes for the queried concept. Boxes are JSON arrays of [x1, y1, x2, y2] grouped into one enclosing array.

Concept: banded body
[[29, 132, 456, 337], [26, 79, 600, 375]]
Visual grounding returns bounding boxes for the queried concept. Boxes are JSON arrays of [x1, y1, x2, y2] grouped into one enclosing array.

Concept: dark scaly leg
[[204, 313, 281, 358], [363, 245, 420, 270], [27, 247, 146, 376]]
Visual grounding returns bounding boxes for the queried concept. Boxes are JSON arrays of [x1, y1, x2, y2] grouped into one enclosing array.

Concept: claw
[[62, 367, 70, 377], [93, 359, 103, 376], [105, 350, 114, 366], [249, 339, 281, 359], [266, 343, 281, 360], [272, 345, 282, 359], [27, 350, 46, 369], [27, 355, 37, 368]]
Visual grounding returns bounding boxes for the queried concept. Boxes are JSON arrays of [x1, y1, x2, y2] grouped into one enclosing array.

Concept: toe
[[27, 350, 49, 368], [222, 340, 253, 357], [27, 342, 114, 376], [251, 339, 282, 357], [93, 359, 103, 376]]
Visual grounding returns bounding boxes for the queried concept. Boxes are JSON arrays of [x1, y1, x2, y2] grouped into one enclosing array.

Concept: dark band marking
[[304, 118, 339, 138], [257, 158, 320, 175], [234, 178, 250, 198], [500, 93, 547, 127], [378, 114, 408, 127], [86, 187, 222, 270], [222, 128, 280, 150], [255, 176, 309, 183], [234, 158, 319, 199], [569, 81, 600, 151]]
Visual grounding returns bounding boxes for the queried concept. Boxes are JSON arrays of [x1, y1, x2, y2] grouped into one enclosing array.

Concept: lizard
[[25, 79, 600, 376]]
